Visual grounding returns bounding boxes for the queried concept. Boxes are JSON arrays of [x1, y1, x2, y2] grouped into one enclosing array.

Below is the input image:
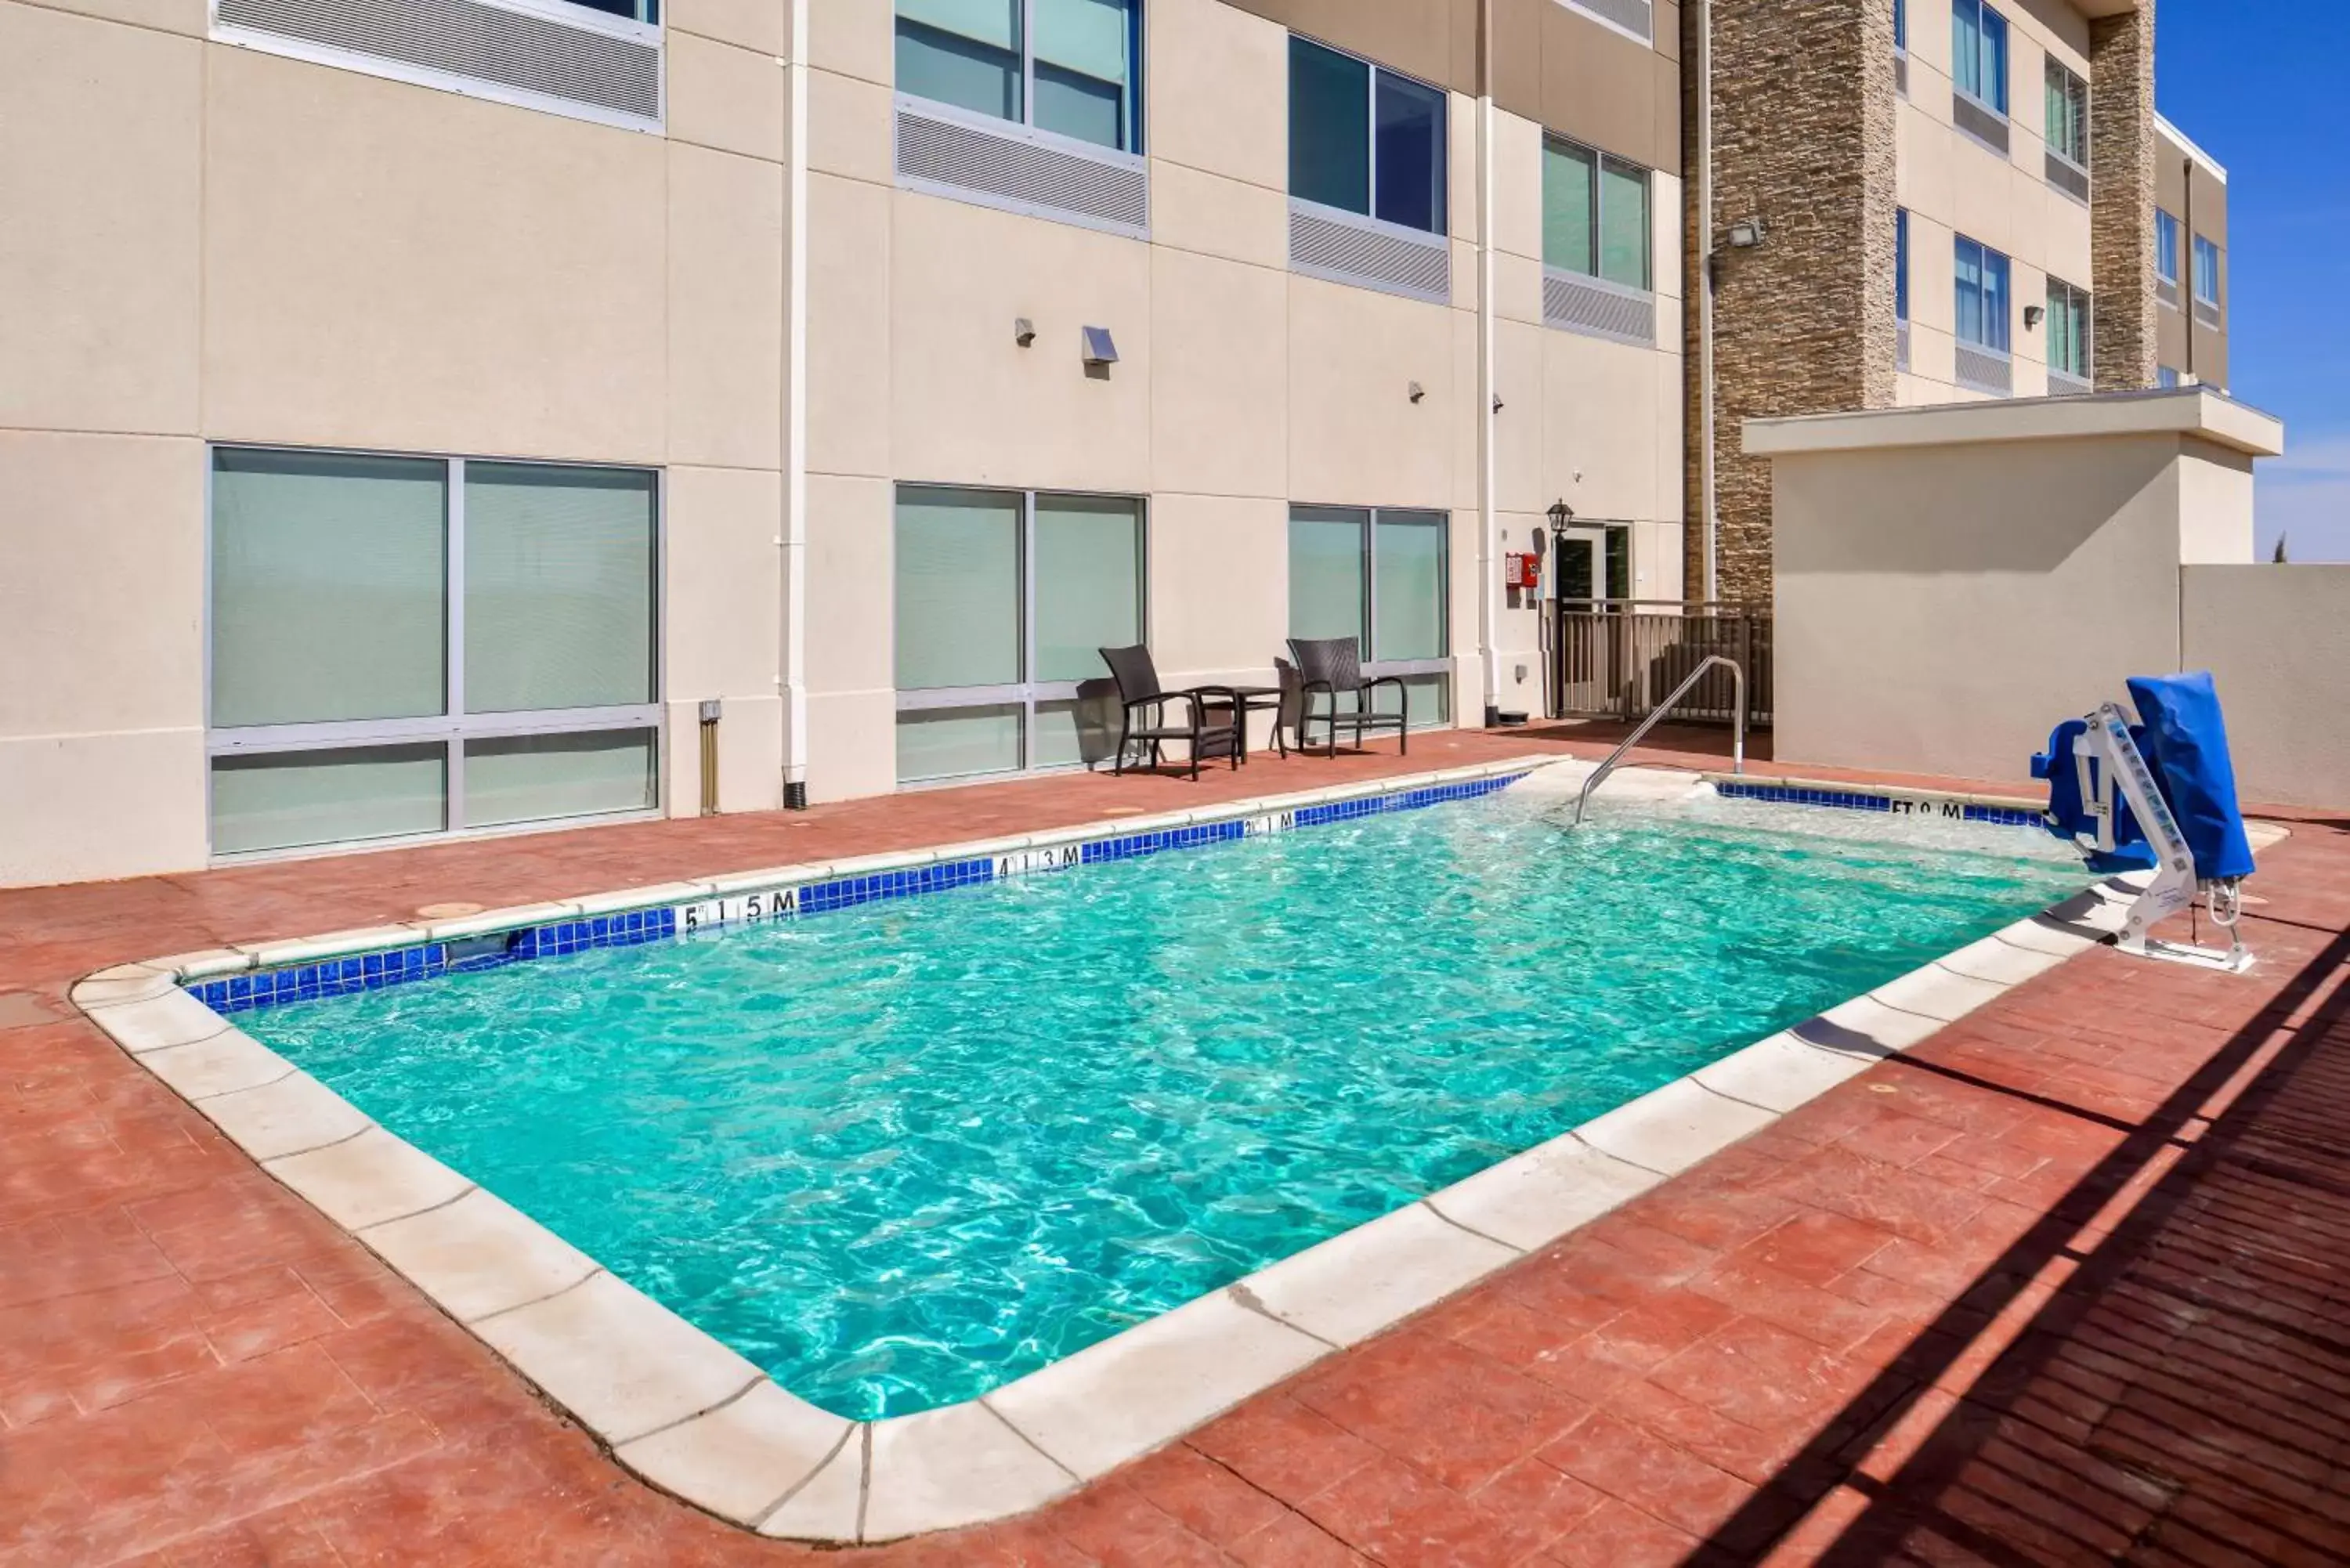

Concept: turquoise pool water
[[240, 788, 2083, 1419]]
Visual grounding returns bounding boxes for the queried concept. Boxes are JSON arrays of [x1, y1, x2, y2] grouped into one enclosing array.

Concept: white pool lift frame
[[2069, 702, 2254, 974]]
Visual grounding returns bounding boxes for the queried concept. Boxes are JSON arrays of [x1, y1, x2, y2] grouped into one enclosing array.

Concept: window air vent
[[1952, 93, 2011, 157], [1955, 344, 2013, 396], [2045, 150, 2090, 204], [1894, 51, 1909, 96], [1559, 0, 1654, 45], [2047, 368, 2092, 397], [1289, 201, 1451, 306], [1896, 319, 1911, 372], [895, 98, 1149, 240], [214, 0, 661, 129], [2193, 298, 2221, 330], [2156, 276, 2180, 309], [1543, 270, 1657, 349]]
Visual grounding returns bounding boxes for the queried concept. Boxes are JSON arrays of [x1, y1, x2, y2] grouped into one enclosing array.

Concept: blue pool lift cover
[[2126, 671, 2258, 883]]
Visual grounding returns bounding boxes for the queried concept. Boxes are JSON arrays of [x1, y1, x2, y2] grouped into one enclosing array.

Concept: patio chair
[[1287, 637, 1408, 757], [1099, 645, 1242, 780]]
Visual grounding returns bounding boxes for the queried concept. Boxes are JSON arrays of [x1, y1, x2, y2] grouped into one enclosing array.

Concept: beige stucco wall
[[804, 0, 1686, 788], [1893, 0, 2095, 406], [4, 0, 1688, 882], [0, 0, 788, 887], [2180, 566, 2350, 811], [1769, 414, 2268, 787]]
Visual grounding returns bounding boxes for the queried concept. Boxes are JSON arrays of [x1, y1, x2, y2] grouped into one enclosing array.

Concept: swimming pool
[[230, 775, 2085, 1422]]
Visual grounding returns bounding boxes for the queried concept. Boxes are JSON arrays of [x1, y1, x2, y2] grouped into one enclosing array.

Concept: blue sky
[[2158, 2, 2350, 560]]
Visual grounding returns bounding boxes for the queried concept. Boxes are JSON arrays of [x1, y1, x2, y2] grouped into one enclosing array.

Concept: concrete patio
[[5, 729, 2345, 1566]]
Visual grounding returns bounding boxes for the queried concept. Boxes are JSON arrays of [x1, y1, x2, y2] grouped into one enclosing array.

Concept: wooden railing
[[1547, 600, 1773, 728]]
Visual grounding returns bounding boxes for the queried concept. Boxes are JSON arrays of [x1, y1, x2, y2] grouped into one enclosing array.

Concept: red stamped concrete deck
[[5, 731, 2347, 1566]]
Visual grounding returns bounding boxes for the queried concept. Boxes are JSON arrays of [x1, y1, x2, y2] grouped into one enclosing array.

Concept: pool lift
[[2031, 672, 2257, 974]]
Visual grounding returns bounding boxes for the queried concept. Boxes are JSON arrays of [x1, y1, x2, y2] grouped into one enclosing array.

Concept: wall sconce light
[[1492, 394, 1506, 414], [1080, 326, 1119, 367], [1014, 317, 1036, 347], [1726, 218, 1766, 248], [1546, 498, 1575, 538], [2023, 305, 2045, 330], [1408, 381, 1426, 403]]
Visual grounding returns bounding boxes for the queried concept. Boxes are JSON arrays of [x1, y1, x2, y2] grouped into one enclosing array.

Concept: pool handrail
[[1571, 656, 1746, 826]]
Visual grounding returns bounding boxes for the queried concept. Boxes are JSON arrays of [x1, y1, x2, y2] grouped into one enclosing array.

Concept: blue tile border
[[1716, 779, 2042, 829], [189, 771, 1536, 1019]]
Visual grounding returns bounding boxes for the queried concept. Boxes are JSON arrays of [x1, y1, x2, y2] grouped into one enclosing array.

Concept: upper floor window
[[1896, 208, 1909, 322], [895, 0, 1144, 153], [1289, 37, 1447, 235], [1893, 0, 1906, 52], [1954, 234, 2011, 352], [2046, 277, 2092, 381], [1951, 0, 2008, 116], [2044, 60, 2088, 168], [2193, 236, 2222, 307], [2157, 366, 2182, 389], [2154, 208, 2182, 284], [1544, 137, 1651, 291]]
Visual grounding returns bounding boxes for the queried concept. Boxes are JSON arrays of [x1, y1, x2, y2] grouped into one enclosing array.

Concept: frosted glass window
[[464, 463, 656, 714], [1029, 699, 1100, 769], [1543, 140, 1595, 275], [1289, 37, 1369, 216], [1034, 0, 1137, 150], [210, 745, 446, 855], [1371, 673, 1451, 729], [898, 706, 1024, 782], [210, 449, 446, 728], [1373, 514, 1447, 661], [1034, 495, 1142, 681], [1598, 157, 1650, 289], [464, 730, 656, 827], [896, 487, 1022, 691], [1289, 508, 1367, 650], [1374, 70, 1445, 233], [897, 0, 1022, 123]]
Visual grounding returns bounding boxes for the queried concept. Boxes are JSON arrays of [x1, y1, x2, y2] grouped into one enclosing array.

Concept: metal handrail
[[1571, 656, 1745, 826]]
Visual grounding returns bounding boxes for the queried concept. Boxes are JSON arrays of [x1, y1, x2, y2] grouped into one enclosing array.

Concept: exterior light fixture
[[1408, 380, 1426, 403], [1080, 326, 1119, 366], [2023, 305, 2045, 329], [1546, 498, 1574, 537], [1014, 317, 1036, 346], [1726, 218, 1766, 248]]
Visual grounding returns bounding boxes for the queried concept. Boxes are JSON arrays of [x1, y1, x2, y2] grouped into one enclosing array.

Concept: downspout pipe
[[1696, 0, 1719, 604], [1477, 0, 1501, 724], [782, 0, 812, 808]]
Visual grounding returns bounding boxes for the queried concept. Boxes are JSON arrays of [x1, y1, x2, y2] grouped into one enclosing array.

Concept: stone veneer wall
[[2089, 2, 2159, 391], [1683, 0, 1899, 608]]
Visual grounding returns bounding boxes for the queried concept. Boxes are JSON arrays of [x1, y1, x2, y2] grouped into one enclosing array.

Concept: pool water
[[241, 789, 2084, 1419]]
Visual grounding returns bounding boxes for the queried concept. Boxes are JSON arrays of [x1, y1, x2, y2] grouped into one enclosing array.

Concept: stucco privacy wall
[[2181, 566, 2350, 811], [0, 0, 790, 887], [1755, 390, 2281, 790]]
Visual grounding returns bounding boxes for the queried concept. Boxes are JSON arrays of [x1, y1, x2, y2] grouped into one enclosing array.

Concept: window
[[895, 0, 1144, 153], [1896, 208, 1909, 322], [2154, 208, 2181, 284], [2193, 236, 2222, 308], [566, 0, 658, 19], [1544, 137, 1652, 291], [208, 448, 660, 856], [1893, 0, 1906, 52], [1289, 37, 1447, 235], [895, 486, 1144, 782], [2044, 59, 2088, 168], [2046, 277, 2092, 381], [1954, 234, 2011, 352], [1288, 507, 1452, 727], [2157, 366, 2182, 389], [1950, 0, 2008, 114]]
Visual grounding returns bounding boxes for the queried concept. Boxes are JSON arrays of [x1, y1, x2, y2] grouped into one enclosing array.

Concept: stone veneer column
[[2089, 2, 2158, 391], [1683, 0, 1899, 608]]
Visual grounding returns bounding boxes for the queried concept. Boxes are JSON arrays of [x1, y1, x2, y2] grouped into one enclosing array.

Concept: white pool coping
[[73, 756, 2139, 1543]]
